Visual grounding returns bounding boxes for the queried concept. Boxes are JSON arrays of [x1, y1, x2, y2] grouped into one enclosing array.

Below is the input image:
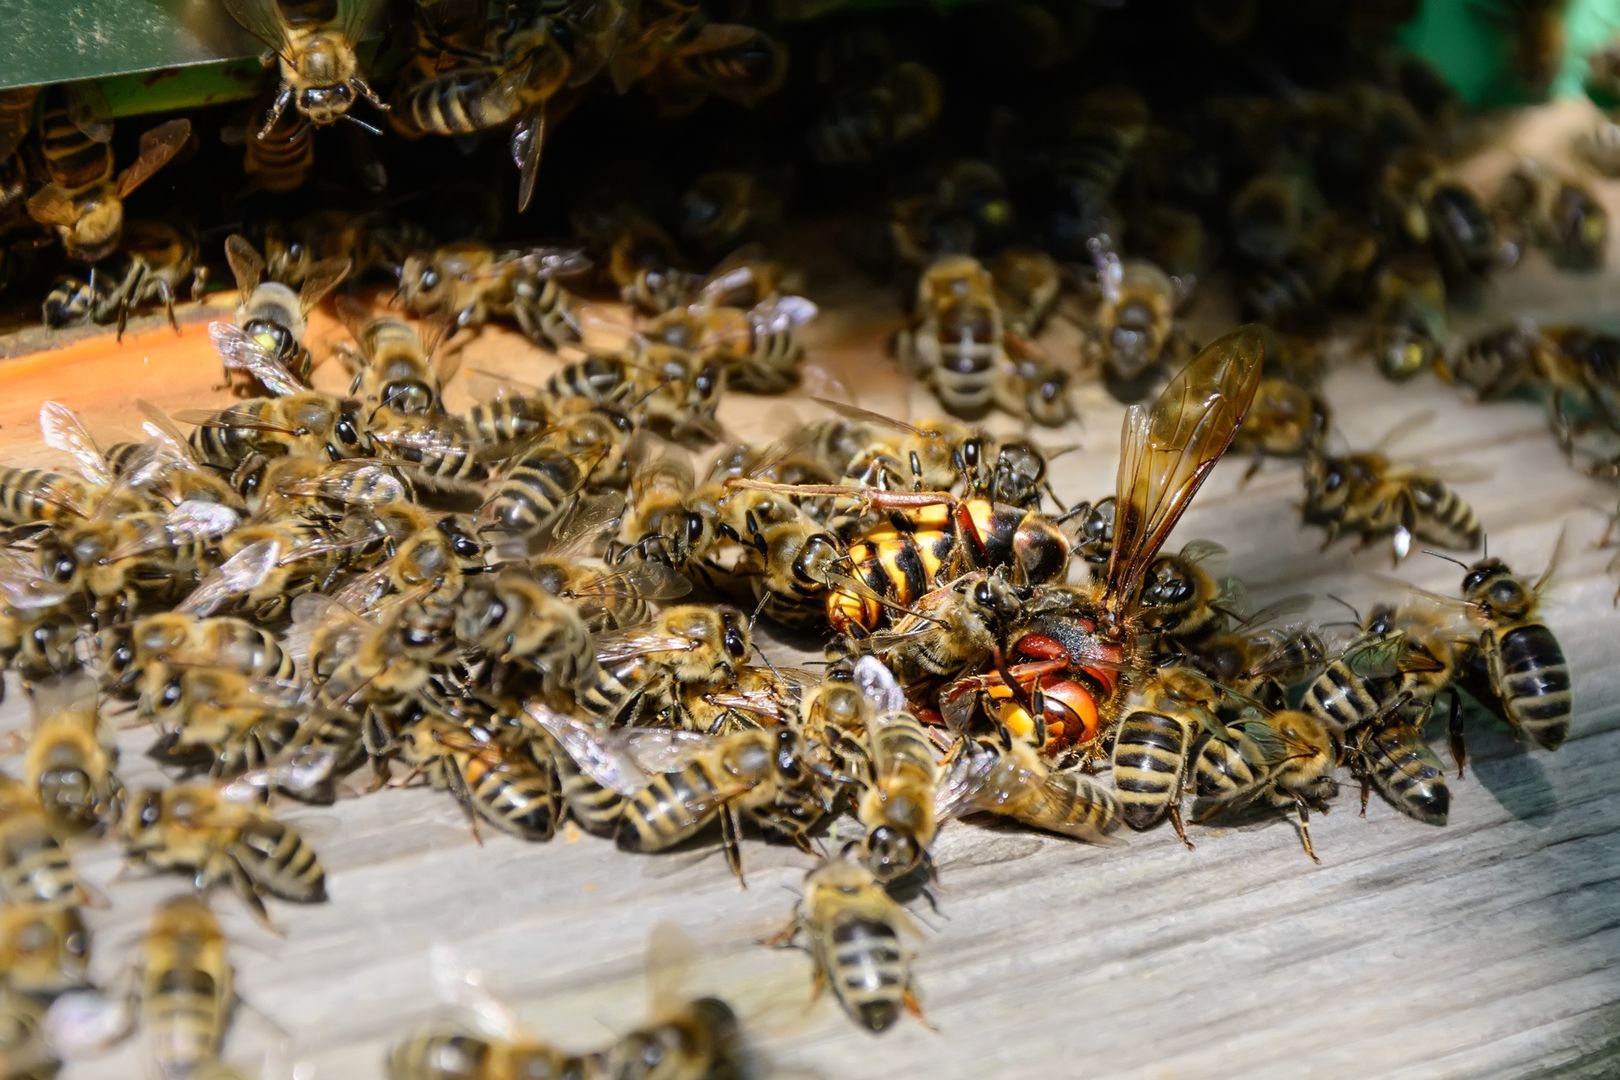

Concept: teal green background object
[[1401, 0, 1620, 106]]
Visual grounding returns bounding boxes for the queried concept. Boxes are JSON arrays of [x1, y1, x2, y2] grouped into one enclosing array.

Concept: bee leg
[[1166, 803, 1195, 851], [1446, 689, 1468, 779], [1358, 769, 1372, 817], [158, 278, 178, 334], [1288, 795, 1321, 864], [762, 917, 802, 950], [442, 763, 485, 847], [902, 986, 936, 1031], [720, 806, 746, 889], [223, 853, 282, 936]]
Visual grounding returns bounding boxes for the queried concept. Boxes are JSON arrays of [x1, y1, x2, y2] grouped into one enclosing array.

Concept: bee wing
[[172, 406, 297, 435], [933, 740, 997, 822], [369, 421, 470, 457], [210, 321, 311, 397], [1026, 770, 1125, 844], [1105, 326, 1263, 619], [38, 401, 113, 488], [0, 88, 36, 161], [504, 246, 593, 281], [220, 0, 293, 56], [1178, 538, 1228, 565], [807, 396, 939, 439], [25, 184, 77, 228], [0, 556, 72, 610], [223, 233, 265, 295], [104, 500, 238, 562], [593, 629, 700, 665], [176, 538, 281, 617], [116, 118, 191, 199], [43, 987, 134, 1058], [852, 655, 906, 715], [297, 257, 352, 316], [512, 105, 546, 217], [548, 491, 629, 549], [427, 943, 525, 1042], [65, 83, 113, 144], [622, 728, 723, 774], [570, 560, 694, 603], [136, 400, 203, 464], [749, 295, 818, 334], [524, 703, 650, 795], [337, 0, 392, 40]]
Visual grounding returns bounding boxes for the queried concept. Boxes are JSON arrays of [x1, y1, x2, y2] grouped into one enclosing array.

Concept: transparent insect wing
[[852, 655, 906, 715], [524, 704, 652, 796], [209, 321, 311, 397], [749, 295, 818, 333], [177, 538, 282, 617], [39, 401, 114, 488]]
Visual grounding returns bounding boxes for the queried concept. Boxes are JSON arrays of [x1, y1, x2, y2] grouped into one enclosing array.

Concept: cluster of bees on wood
[[0, 1, 1608, 1078]]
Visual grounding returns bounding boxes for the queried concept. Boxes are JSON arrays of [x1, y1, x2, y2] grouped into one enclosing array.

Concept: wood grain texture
[[6, 106, 1620, 1080]]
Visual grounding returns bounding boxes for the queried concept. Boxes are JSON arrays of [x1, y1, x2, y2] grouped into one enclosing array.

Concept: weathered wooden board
[[5, 103, 1620, 1080]]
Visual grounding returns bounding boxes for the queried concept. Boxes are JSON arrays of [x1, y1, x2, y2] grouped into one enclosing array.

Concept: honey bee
[[940, 727, 1123, 844], [24, 681, 121, 835], [0, 985, 55, 1080], [399, 713, 562, 842], [183, 393, 371, 469], [528, 555, 692, 633], [530, 703, 826, 881], [1233, 377, 1331, 475], [603, 342, 730, 444], [1110, 666, 1224, 847], [0, 902, 90, 997], [648, 21, 789, 113], [581, 604, 752, 724], [847, 656, 945, 882], [894, 254, 1007, 420], [211, 234, 350, 397], [0, 464, 95, 527], [223, 0, 390, 134], [1088, 256, 1192, 403], [655, 293, 818, 396], [1439, 322, 1555, 402], [1366, 251, 1447, 382], [1493, 161, 1608, 272], [989, 247, 1063, 336], [42, 220, 204, 339], [122, 783, 328, 927], [336, 305, 458, 415], [397, 242, 590, 342], [1299, 625, 1439, 736], [678, 172, 778, 256], [769, 848, 925, 1033], [0, 774, 90, 906], [1192, 705, 1339, 862], [0, 568, 82, 690], [25, 85, 191, 262], [138, 894, 234, 1080], [611, 439, 720, 567], [478, 411, 632, 543], [806, 60, 942, 165], [1345, 707, 1450, 826], [1133, 540, 1237, 651], [1301, 425, 1482, 562], [718, 512, 844, 631], [451, 569, 599, 700], [238, 98, 315, 193], [142, 666, 324, 787], [873, 569, 1026, 687], [1442, 543, 1573, 753]]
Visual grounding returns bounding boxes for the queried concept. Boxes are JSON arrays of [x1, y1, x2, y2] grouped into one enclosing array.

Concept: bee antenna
[[1423, 549, 1469, 569], [1324, 593, 1363, 623], [339, 113, 383, 137]]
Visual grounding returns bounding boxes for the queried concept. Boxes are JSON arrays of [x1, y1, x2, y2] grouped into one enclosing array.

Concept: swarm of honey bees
[[0, 1, 1608, 1077]]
